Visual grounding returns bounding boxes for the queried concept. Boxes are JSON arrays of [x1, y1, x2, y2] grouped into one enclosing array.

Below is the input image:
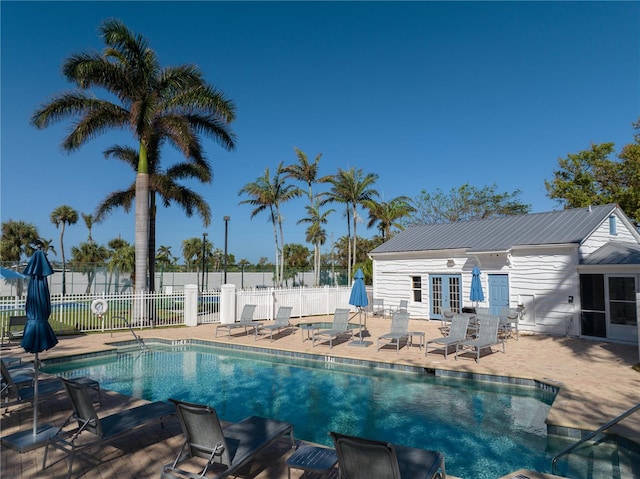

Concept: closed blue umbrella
[[349, 268, 369, 309], [470, 266, 485, 304], [349, 268, 370, 347], [21, 250, 58, 439]]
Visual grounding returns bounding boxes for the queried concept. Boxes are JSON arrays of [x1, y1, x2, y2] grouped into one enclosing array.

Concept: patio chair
[[498, 307, 520, 340], [215, 304, 258, 338], [395, 300, 409, 314], [255, 306, 293, 341], [312, 308, 353, 349], [455, 315, 504, 362], [425, 314, 470, 359], [377, 311, 410, 353], [329, 431, 446, 479], [161, 399, 294, 479], [43, 377, 177, 479], [440, 308, 455, 334], [371, 298, 386, 318], [0, 358, 61, 405], [2, 315, 27, 345]]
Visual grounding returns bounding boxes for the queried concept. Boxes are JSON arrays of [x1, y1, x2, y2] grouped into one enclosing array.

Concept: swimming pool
[[43, 342, 557, 479]]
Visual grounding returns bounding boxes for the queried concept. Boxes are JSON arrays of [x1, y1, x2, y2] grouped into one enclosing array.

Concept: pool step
[[562, 438, 640, 479]]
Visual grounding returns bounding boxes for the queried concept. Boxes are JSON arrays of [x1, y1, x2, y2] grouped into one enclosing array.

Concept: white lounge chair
[[215, 304, 258, 338], [377, 312, 410, 353], [256, 306, 293, 341], [312, 308, 353, 349], [425, 314, 470, 359], [455, 315, 504, 362]]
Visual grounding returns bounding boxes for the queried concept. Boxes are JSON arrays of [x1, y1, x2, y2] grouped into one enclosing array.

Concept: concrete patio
[[2, 314, 639, 478]]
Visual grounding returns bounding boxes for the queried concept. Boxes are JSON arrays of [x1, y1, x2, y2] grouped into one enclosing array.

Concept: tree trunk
[[134, 170, 149, 324], [148, 194, 157, 292], [60, 224, 66, 296]]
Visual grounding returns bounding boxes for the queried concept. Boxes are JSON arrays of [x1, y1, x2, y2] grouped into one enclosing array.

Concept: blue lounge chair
[[312, 308, 353, 349], [43, 377, 176, 479], [377, 312, 410, 353], [425, 314, 470, 359], [455, 315, 505, 362], [256, 306, 293, 341], [330, 431, 446, 479], [215, 304, 258, 338], [0, 358, 61, 405], [162, 399, 294, 479]]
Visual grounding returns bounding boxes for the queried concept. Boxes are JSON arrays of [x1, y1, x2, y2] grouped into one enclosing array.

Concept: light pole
[[201, 232, 207, 292], [223, 216, 230, 284]]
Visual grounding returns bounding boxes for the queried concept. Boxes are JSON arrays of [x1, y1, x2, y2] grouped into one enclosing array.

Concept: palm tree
[[51, 205, 78, 295], [364, 196, 415, 241], [283, 147, 331, 286], [71, 241, 110, 294], [181, 237, 202, 272], [34, 238, 57, 257], [1, 220, 39, 263], [297, 203, 334, 285], [31, 19, 236, 298], [239, 163, 301, 286], [322, 168, 379, 280], [156, 244, 175, 291], [95, 144, 213, 291], [107, 237, 134, 293], [82, 213, 94, 242]]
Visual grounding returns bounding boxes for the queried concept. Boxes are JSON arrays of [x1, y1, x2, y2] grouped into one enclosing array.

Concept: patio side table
[[298, 323, 321, 342], [407, 331, 425, 349], [286, 445, 338, 479]]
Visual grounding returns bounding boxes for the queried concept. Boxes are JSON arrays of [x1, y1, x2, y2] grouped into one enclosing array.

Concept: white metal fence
[[0, 286, 355, 335]]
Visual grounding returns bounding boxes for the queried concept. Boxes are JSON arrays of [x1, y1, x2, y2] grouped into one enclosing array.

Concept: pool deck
[[2, 314, 639, 479]]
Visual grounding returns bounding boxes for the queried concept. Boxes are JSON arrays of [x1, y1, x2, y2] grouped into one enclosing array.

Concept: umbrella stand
[[1, 352, 60, 452], [1, 250, 60, 453], [348, 307, 372, 347]]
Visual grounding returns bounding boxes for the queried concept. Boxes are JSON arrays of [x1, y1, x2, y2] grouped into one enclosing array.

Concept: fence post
[[184, 284, 199, 327], [220, 284, 236, 324]]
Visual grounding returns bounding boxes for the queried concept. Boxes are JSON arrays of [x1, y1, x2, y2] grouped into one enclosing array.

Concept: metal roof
[[370, 204, 620, 255], [582, 241, 640, 265]]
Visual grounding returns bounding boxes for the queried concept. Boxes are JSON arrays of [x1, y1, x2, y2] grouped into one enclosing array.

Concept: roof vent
[[588, 205, 592, 212]]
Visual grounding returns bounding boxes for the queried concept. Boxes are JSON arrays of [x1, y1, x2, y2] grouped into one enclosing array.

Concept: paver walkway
[[2, 315, 639, 478]]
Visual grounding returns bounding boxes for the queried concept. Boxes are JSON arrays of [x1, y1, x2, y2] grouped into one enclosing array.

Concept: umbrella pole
[[33, 352, 39, 437]]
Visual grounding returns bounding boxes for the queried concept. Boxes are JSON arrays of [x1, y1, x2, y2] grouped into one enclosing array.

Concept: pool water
[[43, 344, 556, 479]]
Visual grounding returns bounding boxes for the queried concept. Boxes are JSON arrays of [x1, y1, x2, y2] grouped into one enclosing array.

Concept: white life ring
[[91, 299, 108, 315]]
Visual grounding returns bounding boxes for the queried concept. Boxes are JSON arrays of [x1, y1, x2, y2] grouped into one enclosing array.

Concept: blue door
[[430, 274, 462, 319], [488, 274, 509, 316]]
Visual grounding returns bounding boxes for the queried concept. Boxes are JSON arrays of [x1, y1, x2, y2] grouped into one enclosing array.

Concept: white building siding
[[581, 210, 638, 257], [509, 249, 580, 336], [372, 246, 582, 337]]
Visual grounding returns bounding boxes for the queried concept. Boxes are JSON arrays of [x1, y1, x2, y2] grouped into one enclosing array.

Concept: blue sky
[[2, 1, 638, 265]]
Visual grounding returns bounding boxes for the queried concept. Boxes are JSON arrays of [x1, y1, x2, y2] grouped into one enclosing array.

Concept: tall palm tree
[[322, 168, 379, 280], [364, 196, 415, 241], [95, 144, 212, 291], [283, 147, 331, 286], [239, 163, 301, 286], [51, 205, 78, 296], [31, 19, 236, 298]]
